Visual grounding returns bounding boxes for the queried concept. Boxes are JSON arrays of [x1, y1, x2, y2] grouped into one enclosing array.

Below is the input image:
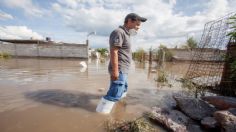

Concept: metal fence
[[185, 12, 236, 88]]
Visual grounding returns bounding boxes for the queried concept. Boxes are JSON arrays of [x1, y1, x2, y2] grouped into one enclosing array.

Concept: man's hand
[[111, 70, 119, 80]]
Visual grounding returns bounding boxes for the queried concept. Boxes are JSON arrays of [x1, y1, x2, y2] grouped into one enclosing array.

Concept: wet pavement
[[0, 58, 190, 132]]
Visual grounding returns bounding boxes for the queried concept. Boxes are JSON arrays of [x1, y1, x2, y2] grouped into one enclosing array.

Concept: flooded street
[[0, 58, 189, 132]]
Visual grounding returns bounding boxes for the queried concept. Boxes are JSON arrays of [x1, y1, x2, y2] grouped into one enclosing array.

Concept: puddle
[[0, 58, 190, 132]]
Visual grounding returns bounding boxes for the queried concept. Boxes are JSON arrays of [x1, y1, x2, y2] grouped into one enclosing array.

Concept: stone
[[214, 110, 236, 132], [187, 123, 204, 132], [201, 117, 218, 129], [228, 108, 236, 116], [148, 107, 190, 132], [174, 96, 216, 120], [202, 96, 236, 110]]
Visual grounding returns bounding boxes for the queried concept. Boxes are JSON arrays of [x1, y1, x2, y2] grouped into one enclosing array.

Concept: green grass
[[0, 52, 11, 59]]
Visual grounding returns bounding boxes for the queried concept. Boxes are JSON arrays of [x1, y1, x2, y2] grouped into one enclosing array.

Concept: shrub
[[156, 44, 173, 62], [0, 52, 11, 59], [133, 48, 146, 62]]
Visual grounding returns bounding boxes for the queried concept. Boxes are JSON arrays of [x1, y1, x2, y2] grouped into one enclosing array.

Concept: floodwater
[[0, 58, 190, 132]]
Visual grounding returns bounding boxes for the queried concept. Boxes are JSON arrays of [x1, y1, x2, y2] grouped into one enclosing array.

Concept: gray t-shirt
[[108, 26, 131, 74]]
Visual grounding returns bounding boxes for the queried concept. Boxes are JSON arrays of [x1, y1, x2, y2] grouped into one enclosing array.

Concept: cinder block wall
[[0, 42, 88, 59], [169, 49, 194, 60], [0, 42, 16, 55], [169, 49, 225, 61]]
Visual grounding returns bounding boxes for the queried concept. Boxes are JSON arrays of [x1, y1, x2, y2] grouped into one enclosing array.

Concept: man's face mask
[[129, 29, 137, 36]]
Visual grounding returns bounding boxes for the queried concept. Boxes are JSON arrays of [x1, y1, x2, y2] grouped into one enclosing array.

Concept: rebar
[[185, 12, 236, 88]]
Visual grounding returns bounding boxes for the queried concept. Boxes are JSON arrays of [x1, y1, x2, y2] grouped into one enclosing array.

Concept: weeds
[[156, 70, 168, 83], [0, 52, 11, 59], [104, 117, 157, 132]]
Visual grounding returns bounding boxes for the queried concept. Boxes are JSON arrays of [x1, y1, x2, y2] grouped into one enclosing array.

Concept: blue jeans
[[103, 71, 128, 102]]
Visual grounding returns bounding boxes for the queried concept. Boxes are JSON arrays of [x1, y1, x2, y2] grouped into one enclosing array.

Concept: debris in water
[[104, 117, 157, 132]]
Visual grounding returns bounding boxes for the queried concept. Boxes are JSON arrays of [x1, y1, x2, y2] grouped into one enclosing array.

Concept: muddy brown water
[[0, 58, 190, 132]]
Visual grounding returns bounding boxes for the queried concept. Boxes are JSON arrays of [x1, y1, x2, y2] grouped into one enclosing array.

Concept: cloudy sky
[[0, 0, 236, 50]]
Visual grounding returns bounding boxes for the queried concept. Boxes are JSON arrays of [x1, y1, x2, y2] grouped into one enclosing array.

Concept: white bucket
[[96, 98, 115, 114], [121, 92, 127, 98]]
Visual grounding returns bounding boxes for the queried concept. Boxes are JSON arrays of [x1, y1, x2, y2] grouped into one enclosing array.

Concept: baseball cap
[[125, 13, 147, 22]]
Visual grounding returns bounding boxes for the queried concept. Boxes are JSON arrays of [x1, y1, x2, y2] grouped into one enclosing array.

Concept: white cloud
[[0, 26, 43, 40], [49, 0, 236, 49], [205, 0, 229, 19], [1, 0, 233, 50], [52, 2, 126, 36], [169, 0, 177, 6], [0, 10, 14, 20], [1, 0, 44, 17]]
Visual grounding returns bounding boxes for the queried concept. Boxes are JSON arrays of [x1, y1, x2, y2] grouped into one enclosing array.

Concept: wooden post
[[143, 53, 146, 62], [149, 49, 152, 65]]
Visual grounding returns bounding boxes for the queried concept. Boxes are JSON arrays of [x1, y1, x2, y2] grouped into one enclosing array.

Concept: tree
[[133, 47, 146, 62], [227, 14, 236, 42], [181, 37, 198, 49], [96, 48, 108, 57], [187, 37, 198, 48], [157, 44, 173, 62], [219, 14, 236, 96]]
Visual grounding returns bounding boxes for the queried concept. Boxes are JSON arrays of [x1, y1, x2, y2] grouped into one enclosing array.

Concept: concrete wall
[[0, 42, 16, 55], [169, 49, 194, 60], [169, 49, 225, 61], [0, 41, 88, 59]]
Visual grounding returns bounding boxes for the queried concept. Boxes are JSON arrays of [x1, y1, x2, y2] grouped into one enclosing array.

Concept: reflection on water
[[25, 89, 100, 112], [0, 58, 190, 132]]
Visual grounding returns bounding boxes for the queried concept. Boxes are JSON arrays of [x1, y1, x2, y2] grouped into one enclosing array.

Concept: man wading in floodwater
[[96, 13, 147, 114]]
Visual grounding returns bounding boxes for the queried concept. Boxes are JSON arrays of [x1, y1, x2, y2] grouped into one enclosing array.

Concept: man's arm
[[110, 47, 119, 80]]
